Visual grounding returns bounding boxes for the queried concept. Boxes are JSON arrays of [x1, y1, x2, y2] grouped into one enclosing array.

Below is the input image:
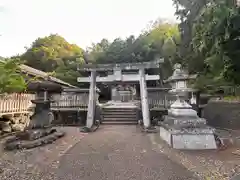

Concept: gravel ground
[[0, 126, 197, 180], [0, 127, 86, 180], [149, 131, 240, 180]]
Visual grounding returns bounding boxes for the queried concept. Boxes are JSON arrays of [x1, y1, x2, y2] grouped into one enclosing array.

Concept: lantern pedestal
[[159, 125, 217, 149], [28, 99, 54, 129]]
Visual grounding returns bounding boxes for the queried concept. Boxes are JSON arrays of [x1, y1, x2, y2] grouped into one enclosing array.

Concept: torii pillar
[[139, 67, 150, 128], [86, 70, 97, 128]]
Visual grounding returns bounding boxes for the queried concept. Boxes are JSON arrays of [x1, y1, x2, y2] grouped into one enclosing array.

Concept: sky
[[0, 0, 176, 57]]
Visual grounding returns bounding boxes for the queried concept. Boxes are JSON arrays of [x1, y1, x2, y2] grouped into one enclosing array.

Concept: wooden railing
[[0, 92, 93, 114], [0, 93, 35, 115], [148, 88, 176, 109], [51, 93, 91, 110], [148, 88, 207, 111]]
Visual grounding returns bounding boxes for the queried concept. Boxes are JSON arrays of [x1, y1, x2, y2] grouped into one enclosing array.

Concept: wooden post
[[86, 70, 97, 128], [139, 68, 150, 128]]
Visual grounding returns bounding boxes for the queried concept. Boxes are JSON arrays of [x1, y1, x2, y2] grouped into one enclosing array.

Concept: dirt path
[[0, 126, 197, 180], [56, 126, 196, 180]]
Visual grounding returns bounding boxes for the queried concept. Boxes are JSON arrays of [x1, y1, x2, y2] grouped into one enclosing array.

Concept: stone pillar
[[43, 91, 48, 101], [139, 68, 150, 128], [86, 70, 97, 128], [111, 85, 117, 101]]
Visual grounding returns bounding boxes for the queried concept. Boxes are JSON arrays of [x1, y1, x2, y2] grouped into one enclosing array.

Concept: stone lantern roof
[[164, 64, 197, 83]]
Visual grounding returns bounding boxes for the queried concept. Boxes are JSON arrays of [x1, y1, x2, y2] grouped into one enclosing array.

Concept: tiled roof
[[19, 64, 77, 88], [0, 58, 77, 88]]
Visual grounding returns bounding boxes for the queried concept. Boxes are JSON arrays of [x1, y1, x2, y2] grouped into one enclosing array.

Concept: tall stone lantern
[[160, 64, 217, 150]]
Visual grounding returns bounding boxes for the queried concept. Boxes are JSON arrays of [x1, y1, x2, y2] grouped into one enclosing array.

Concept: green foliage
[[3, 2, 240, 94], [223, 96, 240, 101], [0, 58, 26, 93], [13, 2, 240, 93], [20, 34, 85, 86], [87, 20, 181, 79], [18, 5, 240, 93], [2, 0, 239, 94], [15, 20, 181, 87], [21, 34, 84, 71], [173, 0, 240, 91]]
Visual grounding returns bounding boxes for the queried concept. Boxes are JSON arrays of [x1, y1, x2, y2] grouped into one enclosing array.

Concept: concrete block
[[160, 127, 171, 146], [172, 133, 217, 150], [160, 126, 217, 150]]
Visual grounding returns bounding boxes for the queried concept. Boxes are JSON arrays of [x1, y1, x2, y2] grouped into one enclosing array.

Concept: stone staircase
[[100, 101, 139, 125]]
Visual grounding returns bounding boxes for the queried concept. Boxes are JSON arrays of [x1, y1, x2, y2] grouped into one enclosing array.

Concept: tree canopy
[[86, 20, 180, 79], [19, 34, 85, 86], [1, 1, 239, 93], [0, 58, 26, 94], [173, 0, 240, 90], [14, 21, 180, 87]]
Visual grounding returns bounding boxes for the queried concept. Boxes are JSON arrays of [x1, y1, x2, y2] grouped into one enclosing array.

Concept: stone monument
[[159, 64, 217, 149], [4, 80, 65, 150], [27, 80, 60, 128]]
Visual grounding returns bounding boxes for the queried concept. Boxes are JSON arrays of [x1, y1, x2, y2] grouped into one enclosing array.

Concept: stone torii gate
[[77, 59, 164, 129]]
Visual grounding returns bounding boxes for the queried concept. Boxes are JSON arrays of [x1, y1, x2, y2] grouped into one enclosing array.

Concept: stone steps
[[102, 112, 137, 116], [103, 107, 137, 111], [101, 121, 137, 125], [101, 106, 138, 125], [103, 118, 137, 121]]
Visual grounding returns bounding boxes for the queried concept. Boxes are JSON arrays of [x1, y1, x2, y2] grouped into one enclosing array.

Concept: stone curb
[[4, 131, 65, 150], [233, 137, 240, 146], [231, 173, 240, 180], [218, 136, 240, 149], [214, 128, 240, 148]]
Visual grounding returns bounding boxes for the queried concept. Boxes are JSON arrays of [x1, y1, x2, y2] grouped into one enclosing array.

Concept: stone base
[[5, 130, 65, 151], [160, 126, 217, 150]]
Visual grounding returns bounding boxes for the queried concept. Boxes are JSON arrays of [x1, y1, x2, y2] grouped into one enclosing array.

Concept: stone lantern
[[27, 80, 62, 128], [4, 80, 65, 151], [160, 64, 217, 150]]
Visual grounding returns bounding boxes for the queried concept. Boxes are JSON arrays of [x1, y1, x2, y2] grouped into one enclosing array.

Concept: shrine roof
[[0, 58, 77, 88], [20, 64, 77, 87], [62, 87, 100, 93]]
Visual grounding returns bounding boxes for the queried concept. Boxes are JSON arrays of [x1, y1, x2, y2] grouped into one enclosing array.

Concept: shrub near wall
[[202, 100, 240, 130]]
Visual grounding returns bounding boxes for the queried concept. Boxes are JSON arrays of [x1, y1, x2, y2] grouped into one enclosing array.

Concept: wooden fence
[[147, 88, 176, 109], [0, 93, 35, 116], [0, 88, 201, 115], [205, 85, 240, 96], [0, 92, 94, 115], [51, 92, 96, 111]]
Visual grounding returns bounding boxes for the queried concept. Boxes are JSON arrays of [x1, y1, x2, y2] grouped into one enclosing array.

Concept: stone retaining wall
[[202, 100, 240, 130], [0, 113, 32, 134]]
